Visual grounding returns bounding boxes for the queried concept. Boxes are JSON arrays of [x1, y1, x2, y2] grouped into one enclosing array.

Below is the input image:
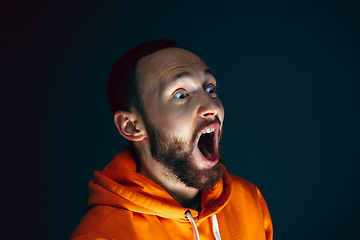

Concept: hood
[[87, 147, 232, 221]]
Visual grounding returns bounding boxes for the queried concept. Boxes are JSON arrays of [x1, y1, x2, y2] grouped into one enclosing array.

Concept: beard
[[144, 117, 224, 190]]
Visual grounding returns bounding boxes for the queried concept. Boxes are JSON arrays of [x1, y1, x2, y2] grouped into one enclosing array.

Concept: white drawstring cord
[[185, 210, 200, 240], [212, 214, 222, 240], [185, 210, 222, 240]]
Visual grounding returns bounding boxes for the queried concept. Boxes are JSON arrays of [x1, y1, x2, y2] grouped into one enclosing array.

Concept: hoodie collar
[[87, 146, 232, 220]]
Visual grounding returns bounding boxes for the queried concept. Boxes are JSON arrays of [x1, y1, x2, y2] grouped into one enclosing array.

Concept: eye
[[205, 85, 216, 94], [173, 90, 189, 99]]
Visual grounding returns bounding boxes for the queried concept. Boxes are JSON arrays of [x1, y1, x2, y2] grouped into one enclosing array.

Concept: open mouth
[[198, 127, 216, 160]]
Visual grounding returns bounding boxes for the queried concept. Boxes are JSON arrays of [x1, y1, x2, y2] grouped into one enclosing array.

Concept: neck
[[132, 140, 200, 209]]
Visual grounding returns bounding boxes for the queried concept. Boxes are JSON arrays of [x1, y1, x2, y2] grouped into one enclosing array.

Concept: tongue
[[198, 133, 213, 160]]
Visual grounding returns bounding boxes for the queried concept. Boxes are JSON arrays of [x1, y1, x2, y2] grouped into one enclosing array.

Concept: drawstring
[[184, 210, 222, 240], [212, 214, 222, 240], [185, 210, 200, 240]]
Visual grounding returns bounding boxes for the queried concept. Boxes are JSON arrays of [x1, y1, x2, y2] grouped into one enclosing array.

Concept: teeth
[[202, 127, 215, 134]]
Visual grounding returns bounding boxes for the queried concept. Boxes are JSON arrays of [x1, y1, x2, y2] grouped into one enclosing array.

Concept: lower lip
[[197, 147, 219, 166]]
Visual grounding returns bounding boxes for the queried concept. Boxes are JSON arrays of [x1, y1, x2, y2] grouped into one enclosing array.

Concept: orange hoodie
[[70, 147, 273, 240]]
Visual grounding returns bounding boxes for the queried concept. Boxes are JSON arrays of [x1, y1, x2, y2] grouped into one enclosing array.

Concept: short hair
[[106, 39, 178, 116]]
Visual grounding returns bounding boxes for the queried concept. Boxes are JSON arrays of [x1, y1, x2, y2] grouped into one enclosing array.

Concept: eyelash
[[172, 89, 189, 100], [205, 84, 217, 94]]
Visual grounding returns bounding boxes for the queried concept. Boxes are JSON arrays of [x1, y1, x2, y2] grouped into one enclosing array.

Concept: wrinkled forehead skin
[[135, 47, 209, 97]]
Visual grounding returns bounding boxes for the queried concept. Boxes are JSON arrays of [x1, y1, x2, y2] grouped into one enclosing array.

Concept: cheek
[[155, 107, 195, 138], [165, 108, 194, 130]]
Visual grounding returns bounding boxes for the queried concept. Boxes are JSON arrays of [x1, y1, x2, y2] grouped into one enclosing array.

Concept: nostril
[[198, 98, 219, 118], [203, 112, 214, 117]]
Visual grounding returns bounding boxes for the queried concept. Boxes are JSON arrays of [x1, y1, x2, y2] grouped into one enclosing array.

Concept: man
[[70, 39, 273, 240]]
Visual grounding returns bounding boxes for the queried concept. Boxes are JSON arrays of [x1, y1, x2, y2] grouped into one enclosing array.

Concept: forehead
[[136, 48, 209, 88]]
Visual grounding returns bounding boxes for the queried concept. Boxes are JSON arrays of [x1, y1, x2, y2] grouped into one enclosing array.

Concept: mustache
[[192, 116, 222, 143]]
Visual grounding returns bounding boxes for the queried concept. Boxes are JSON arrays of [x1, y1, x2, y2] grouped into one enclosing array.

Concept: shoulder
[[224, 174, 267, 214], [70, 206, 138, 240], [227, 173, 266, 205], [222, 174, 273, 240], [229, 174, 259, 193]]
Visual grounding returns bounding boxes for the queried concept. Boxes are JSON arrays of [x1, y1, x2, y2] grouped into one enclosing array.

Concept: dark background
[[3, 0, 360, 239]]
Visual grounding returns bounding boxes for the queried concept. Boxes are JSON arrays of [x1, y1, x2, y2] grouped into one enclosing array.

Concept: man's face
[[136, 48, 225, 190]]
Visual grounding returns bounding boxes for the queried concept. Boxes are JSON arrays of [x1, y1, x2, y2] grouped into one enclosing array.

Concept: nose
[[197, 93, 221, 119]]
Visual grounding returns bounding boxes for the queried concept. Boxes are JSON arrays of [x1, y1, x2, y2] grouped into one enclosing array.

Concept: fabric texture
[[70, 147, 273, 240]]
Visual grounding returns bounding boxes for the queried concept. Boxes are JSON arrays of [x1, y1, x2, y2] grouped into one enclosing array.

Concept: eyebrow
[[175, 71, 192, 79], [204, 68, 214, 77], [171, 68, 215, 82]]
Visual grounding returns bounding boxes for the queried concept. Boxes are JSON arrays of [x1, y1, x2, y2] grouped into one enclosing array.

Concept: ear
[[114, 110, 147, 142]]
